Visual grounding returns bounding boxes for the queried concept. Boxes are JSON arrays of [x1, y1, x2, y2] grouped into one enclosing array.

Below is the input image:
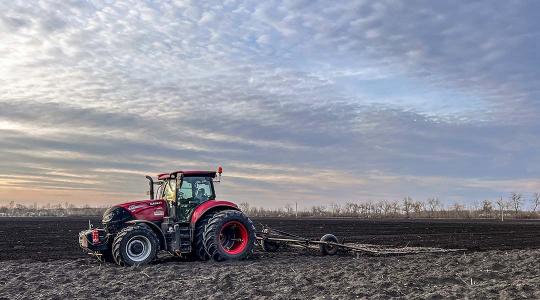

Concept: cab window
[[178, 176, 214, 203], [163, 180, 176, 201], [179, 180, 193, 200]]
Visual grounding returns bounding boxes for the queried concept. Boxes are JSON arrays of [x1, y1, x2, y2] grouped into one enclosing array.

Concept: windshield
[[178, 176, 215, 203]]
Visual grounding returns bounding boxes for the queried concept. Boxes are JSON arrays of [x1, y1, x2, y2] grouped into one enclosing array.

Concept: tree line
[[0, 201, 106, 217], [1, 192, 539, 220], [240, 192, 540, 220]]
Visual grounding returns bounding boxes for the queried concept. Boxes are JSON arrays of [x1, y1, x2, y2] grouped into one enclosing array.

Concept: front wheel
[[97, 249, 115, 263], [112, 225, 159, 266], [261, 239, 280, 252], [203, 210, 256, 261]]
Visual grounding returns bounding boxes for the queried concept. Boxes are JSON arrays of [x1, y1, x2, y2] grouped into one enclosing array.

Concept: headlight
[[102, 207, 118, 223]]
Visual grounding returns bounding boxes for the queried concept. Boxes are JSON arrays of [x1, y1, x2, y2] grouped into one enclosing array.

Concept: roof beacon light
[[215, 166, 223, 183]]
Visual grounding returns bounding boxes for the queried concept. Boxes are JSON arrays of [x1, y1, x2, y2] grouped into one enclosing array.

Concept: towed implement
[[79, 167, 256, 266], [257, 225, 465, 257]]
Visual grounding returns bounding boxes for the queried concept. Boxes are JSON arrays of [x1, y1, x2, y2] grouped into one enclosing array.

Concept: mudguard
[[190, 200, 240, 225]]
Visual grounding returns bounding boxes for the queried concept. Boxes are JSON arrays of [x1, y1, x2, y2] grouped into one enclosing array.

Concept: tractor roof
[[157, 170, 217, 180]]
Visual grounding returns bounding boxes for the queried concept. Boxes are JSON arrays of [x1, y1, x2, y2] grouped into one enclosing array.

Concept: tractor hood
[[102, 199, 168, 233], [115, 199, 168, 222]]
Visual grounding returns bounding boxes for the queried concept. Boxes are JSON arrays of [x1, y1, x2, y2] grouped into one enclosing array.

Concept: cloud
[[0, 0, 539, 207]]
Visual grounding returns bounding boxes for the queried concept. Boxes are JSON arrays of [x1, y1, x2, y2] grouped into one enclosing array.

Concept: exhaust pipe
[[145, 175, 154, 200]]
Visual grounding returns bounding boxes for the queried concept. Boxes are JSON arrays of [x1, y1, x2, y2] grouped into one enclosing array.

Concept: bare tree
[[284, 203, 293, 216], [481, 200, 493, 218], [412, 201, 425, 217], [451, 202, 464, 217], [427, 197, 440, 217], [496, 197, 506, 221], [403, 196, 413, 218], [329, 203, 341, 216], [471, 200, 480, 217], [382, 201, 392, 217], [365, 202, 374, 217], [239, 202, 250, 214], [359, 203, 368, 217], [351, 203, 360, 216], [510, 192, 523, 215], [391, 201, 401, 216], [374, 201, 384, 217], [311, 205, 327, 216], [532, 193, 540, 212], [343, 202, 355, 216]]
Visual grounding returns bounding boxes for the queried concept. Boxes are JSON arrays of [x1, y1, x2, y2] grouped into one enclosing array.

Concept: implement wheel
[[203, 210, 256, 261], [261, 239, 280, 252], [319, 234, 339, 255]]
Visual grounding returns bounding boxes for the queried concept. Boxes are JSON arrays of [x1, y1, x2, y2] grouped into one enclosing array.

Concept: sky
[[1, 0, 539, 209]]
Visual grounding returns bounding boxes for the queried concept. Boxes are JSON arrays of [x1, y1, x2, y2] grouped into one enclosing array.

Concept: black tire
[[203, 210, 256, 262], [97, 238, 115, 263], [261, 239, 280, 252], [194, 212, 215, 261], [319, 234, 339, 255], [112, 225, 159, 266], [98, 249, 115, 263]]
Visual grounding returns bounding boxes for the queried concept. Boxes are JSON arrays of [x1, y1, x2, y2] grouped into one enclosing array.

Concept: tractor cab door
[[176, 176, 215, 223]]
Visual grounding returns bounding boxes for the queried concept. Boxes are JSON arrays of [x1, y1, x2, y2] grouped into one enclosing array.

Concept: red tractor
[[79, 168, 256, 266]]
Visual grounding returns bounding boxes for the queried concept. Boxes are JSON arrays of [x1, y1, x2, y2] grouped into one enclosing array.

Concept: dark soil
[[1, 249, 539, 299], [1, 217, 540, 261], [2, 217, 540, 299]]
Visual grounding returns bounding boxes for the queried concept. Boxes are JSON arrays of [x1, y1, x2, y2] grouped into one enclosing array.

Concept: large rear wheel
[[194, 212, 215, 261], [112, 225, 159, 266], [203, 210, 255, 261]]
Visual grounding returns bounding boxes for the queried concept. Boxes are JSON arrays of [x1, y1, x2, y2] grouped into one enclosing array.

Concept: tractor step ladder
[[177, 226, 192, 252]]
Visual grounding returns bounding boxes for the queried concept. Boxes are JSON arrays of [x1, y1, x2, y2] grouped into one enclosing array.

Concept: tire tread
[[203, 210, 255, 261], [194, 213, 215, 261], [112, 224, 158, 266]]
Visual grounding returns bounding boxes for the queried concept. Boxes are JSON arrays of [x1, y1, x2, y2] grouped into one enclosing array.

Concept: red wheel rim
[[219, 221, 249, 255]]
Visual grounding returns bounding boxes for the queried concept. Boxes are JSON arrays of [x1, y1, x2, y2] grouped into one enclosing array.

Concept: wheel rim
[[126, 236, 152, 262], [219, 221, 249, 255]]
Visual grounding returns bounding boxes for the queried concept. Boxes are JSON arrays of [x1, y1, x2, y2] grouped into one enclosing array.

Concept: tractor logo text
[[128, 204, 145, 211]]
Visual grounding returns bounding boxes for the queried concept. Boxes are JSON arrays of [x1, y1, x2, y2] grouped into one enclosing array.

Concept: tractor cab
[[154, 171, 218, 223]]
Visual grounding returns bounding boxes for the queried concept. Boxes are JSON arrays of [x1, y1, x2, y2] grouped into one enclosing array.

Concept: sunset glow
[[1, 1, 539, 208]]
